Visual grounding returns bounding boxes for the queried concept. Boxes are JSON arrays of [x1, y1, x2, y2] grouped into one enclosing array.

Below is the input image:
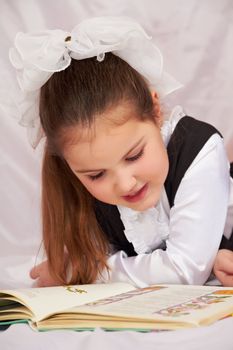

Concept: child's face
[[64, 103, 169, 212]]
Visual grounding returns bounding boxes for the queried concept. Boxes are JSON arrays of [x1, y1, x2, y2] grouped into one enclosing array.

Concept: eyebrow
[[75, 137, 144, 174]]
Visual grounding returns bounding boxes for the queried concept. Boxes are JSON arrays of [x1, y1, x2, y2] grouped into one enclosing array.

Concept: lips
[[122, 183, 148, 203]]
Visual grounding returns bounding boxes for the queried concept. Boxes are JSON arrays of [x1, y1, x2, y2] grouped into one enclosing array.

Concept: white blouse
[[98, 106, 233, 287]]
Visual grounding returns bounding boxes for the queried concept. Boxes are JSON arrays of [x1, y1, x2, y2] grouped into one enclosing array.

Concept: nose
[[114, 170, 137, 195]]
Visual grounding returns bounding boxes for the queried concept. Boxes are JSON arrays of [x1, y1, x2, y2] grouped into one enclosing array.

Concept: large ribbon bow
[[9, 16, 182, 148]]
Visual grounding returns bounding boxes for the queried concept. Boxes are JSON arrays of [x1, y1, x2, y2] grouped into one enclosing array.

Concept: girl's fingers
[[215, 249, 233, 274], [29, 260, 47, 279], [30, 265, 40, 279], [214, 250, 233, 286], [215, 270, 233, 287], [30, 260, 63, 287]]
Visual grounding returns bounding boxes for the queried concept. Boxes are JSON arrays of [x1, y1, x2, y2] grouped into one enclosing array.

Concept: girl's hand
[[213, 249, 233, 286], [30, 260, 63, 287]]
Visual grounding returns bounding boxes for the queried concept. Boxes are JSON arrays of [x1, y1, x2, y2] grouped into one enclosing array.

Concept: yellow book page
[[37, 318, 190, 331], [0, 282, 135, 322], [73, 285, 233, 327]]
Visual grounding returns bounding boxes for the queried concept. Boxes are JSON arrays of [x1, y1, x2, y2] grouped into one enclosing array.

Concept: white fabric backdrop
[[0, 1, 233, 348], [0, 0, 233, 288], [0, 0, 233, 289]]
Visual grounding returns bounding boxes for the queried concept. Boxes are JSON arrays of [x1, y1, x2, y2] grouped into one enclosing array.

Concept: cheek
[[141, 147, 169, 181], [77, 177, 113, 202], [91, 186, 115, 203]]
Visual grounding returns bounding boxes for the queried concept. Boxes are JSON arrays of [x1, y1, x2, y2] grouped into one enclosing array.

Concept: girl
[[10, 17, 233, 288]]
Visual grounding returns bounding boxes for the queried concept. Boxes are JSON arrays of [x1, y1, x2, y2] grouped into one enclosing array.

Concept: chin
[[127, 199, 157, 212]]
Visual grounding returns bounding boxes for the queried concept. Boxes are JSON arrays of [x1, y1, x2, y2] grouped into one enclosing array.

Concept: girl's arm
[[99, 134, 231, 287], [213, 249, 233, 286]]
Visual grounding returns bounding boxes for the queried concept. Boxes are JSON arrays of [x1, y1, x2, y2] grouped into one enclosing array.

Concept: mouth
[[122, 183, 148, 203]]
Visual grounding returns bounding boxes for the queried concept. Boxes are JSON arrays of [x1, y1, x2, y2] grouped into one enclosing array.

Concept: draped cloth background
[[0, 1, 233, 349], [0, 0, 233, 289]]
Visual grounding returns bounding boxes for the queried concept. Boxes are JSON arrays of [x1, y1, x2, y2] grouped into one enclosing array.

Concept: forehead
[[84, 102, 140, 140], [63, 103, 139, 151], [63, 106, 151, 169]]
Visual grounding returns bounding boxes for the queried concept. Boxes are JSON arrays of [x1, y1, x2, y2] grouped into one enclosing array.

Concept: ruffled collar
[[160, 105, 185, 146], [117, 189, 170, 254]]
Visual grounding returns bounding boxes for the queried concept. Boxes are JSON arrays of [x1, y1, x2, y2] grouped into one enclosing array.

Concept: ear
[[151, 91, 163, 127]]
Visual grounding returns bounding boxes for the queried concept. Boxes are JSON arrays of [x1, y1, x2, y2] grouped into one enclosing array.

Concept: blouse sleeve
[[97, 134, 231, 287]]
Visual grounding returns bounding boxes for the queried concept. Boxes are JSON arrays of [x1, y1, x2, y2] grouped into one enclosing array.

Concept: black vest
[[94, 116, 231, 255]]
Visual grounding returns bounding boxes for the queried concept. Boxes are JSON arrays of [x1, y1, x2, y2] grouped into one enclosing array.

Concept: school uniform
[[95, 106, 233, 287]]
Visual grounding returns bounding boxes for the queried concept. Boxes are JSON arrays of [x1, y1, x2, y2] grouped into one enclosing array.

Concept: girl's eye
[[88, 172, 104, 181], [126, 148, 144, 162]]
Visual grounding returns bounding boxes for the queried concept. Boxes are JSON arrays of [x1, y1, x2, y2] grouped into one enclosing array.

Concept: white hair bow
[[9, 16, 182, 148]]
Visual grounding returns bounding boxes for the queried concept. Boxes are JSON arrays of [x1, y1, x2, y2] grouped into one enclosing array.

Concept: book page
[[75, 285, 233, 327], [0, 282, 135, 322]]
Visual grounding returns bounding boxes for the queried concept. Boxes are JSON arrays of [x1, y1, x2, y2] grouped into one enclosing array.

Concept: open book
[[0, 282, 233, 331]]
